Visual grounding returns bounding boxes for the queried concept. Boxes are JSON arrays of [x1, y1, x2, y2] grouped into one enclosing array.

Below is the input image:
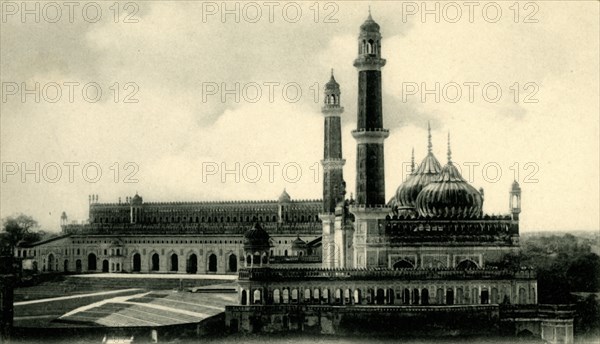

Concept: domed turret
[[243, 223, 270, 251], [415, 134, 483, 218], [243, 223, 271, 268], [394, 124, 442, 209]]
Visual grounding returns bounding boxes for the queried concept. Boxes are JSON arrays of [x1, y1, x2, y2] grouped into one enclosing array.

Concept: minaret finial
[[411, 147, 415, 173], [447, 132, 452, 164], [427, 122, 432, 153]]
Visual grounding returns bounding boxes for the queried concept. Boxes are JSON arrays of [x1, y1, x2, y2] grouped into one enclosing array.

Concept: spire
[[427, 122, 432, 153], [447, 132, 452, 164], [368, 5, 372, 20], [411, 147, 415, 173]]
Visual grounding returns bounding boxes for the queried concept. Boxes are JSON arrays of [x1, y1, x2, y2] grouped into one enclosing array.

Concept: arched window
[[208, 254, 217, 272], [151, 253, 160, 271], [170, 254, 178, 272]]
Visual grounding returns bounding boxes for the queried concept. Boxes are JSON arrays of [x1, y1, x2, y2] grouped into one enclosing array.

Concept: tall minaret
[[350, 10, 391, 269], [320, 70, 346, 269], [352, 9, 389, 206], [322, 70, 346, 213]]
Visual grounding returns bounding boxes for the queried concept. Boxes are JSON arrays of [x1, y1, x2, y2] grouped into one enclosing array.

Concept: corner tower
[[352, 10, 389, 206]]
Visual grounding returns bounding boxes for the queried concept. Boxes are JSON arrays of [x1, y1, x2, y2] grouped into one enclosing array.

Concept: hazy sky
[[1, 1, 598, 233]]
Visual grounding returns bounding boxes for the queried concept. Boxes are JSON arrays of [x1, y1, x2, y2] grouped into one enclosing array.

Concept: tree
[[1, 214, 41, 251]]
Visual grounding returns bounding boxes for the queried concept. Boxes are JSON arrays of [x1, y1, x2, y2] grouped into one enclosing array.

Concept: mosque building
[[14, 11, 574, 343]]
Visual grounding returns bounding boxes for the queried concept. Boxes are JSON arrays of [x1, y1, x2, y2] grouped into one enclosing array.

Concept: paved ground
[[58, 290, 237, 326], [14, 277, 238, 328]]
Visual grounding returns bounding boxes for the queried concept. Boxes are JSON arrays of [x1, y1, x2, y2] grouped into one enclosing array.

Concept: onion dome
[[415, 134, 483, 218], [243, 223, 271, 251], [360, 9, 380, 33], [278, 188, 291, 203], [292, 236, 307, 250], [395, 124, 442, 208]]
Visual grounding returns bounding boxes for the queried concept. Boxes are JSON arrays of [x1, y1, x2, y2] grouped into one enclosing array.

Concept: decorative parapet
[[237, 267, 536, 281], [385, 216, 519, 238], [62, 222, 322, 236]]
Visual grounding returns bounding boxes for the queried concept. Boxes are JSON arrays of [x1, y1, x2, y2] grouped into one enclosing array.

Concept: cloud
[[1, 1, 598, 233]]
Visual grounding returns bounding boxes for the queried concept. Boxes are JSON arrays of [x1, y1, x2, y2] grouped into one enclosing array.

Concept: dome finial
[[447, 132, 452, 164], [427, 122, 432, 153], [368, 5, 372, 19], [411, 147, 415, 173]]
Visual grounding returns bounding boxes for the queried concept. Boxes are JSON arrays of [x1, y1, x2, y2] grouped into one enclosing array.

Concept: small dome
[[131, 193, 143, 205], [512, 180, 521, 191], [244, 223, 270, 251], [292, 236, 307, 250], [325, 72, 340, 90], [278, 189, 291, 203], [395, 152, 442, 208], [415, 163, 483, 218], [360, 12, 380, 33]]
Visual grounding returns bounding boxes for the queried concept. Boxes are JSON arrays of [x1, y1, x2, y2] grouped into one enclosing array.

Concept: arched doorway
[[241, 290, 247, 305], [75, 259, 82, 273], [63, 259, 69, 272], [88, 253, 97, 271], [170, 254, 178, 272], [102, 259, 109, 272], [47, 254, 55, 271], [446, 288, 455, 305], [208, 253, 217, 273], [132, 253, 141, 272], [393, 259, 414, 269], [151, 253, 160, 271], [187, 254, 198, 274], [456, 259, 478, 270], [421, 288, 429, 305], [228, 254, 237, 272], [376, 288, 385, 305]]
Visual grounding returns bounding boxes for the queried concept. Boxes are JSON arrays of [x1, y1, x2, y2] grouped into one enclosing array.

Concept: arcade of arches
[[238, 281, 537, 306]]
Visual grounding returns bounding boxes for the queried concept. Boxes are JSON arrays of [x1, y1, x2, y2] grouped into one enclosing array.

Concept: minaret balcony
[[351, 128, 389, 144], [321, 105, 344, 116], [354, 56, 386, 71]]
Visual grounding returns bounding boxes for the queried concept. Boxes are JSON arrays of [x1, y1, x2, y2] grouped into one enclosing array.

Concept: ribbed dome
[[395, 152, 442, 208], [415, 163, 483, 218], [244, 223, 270, 251]]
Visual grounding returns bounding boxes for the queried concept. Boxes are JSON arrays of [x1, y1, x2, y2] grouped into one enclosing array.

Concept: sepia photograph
[[1, 1, 599, 343]]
